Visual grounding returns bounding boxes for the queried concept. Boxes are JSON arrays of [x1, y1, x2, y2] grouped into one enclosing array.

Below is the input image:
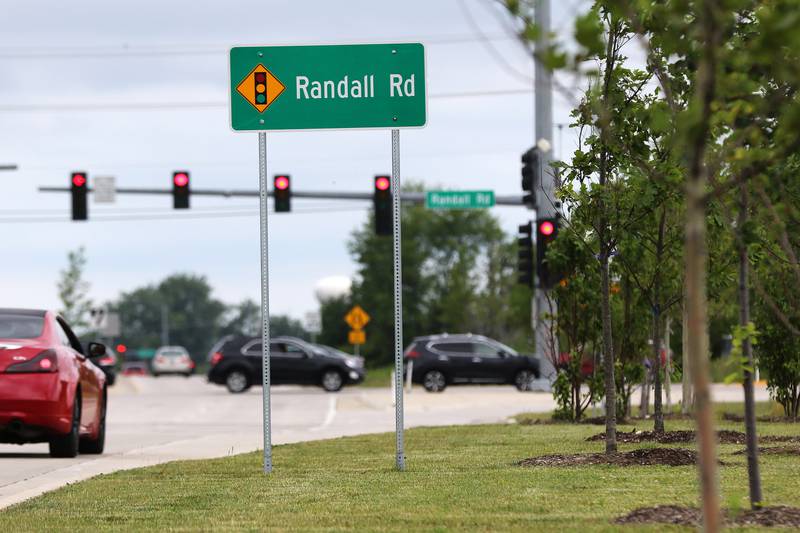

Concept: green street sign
[[229, 43, 426, 132], [426, 191, 496, 210]]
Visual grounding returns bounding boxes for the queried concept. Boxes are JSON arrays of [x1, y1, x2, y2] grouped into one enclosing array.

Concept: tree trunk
[[739, 183, 762, 508], [653, 207, 667, 433], [682, 296, 693, 414], [640, 364, 650, 417], [601, 254, 617, 453], [652, 306, 664, 432], [665, 316, 673, 413]]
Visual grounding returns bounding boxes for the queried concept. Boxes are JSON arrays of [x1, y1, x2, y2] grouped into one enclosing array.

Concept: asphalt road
[[0, 376, 770, 509]]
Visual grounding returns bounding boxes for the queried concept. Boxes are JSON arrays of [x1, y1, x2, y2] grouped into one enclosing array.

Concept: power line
[[0, 33, 517, 60], [0, 88, 533, 113]]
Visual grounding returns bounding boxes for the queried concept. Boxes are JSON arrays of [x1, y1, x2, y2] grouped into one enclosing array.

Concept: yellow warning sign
[[236, 64, 286, 113], [345, 305, 370, 330], [348, 330, 366, 345]]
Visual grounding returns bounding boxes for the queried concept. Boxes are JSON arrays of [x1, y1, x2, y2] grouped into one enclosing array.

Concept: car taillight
[[210, 352, 223, 366], [5, 350, 58, 373], [405, 348, 420, 359], [98, 356, 114, 366]]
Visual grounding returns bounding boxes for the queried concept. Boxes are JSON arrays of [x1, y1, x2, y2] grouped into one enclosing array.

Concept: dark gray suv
[[207, 335, 365, 393], [404, 334, 540, 392]]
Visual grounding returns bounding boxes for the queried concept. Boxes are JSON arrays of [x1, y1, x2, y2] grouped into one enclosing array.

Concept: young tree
[[57, 247, 93, 331]]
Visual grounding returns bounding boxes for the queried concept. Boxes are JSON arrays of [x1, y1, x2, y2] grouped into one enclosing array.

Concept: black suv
[[404, 334, 540, 392], [207, 335, 365, 393]]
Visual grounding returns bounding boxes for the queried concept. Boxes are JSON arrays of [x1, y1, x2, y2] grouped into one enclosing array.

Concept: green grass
[[359, 365, 394, 387], [2, 407, 799, 532]]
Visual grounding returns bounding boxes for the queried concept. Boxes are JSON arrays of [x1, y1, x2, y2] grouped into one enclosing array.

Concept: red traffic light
[[375, 176, 390, 191], [173, 172, 189, 187], [539, 220, 555, 236], [72, 173, 87, 188], [274, 175, 290, 190], [116, 344, 127, 354]]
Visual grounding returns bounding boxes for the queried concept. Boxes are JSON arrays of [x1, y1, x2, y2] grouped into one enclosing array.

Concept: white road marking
[[310, 396, 338, 432]]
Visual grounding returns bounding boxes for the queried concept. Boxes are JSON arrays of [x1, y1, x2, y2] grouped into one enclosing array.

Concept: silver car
[[152, 346, 194, 377]]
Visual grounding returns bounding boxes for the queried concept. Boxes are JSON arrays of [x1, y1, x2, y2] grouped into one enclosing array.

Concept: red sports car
[[0, 308, 107, 457]]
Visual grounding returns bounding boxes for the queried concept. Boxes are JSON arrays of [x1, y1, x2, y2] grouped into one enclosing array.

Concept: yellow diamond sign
[[236, 64, 285, 113]]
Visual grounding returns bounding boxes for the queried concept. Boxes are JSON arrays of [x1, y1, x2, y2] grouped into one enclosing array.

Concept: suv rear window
[[430, 342, 473, 354], [0, 314, 44, 339]]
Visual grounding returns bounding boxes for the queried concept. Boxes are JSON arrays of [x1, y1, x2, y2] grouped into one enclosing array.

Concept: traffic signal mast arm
[[40, 186, 526, 205]]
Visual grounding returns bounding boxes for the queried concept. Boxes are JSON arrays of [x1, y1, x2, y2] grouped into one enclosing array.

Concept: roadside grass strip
[[2, 404, 799, 531]]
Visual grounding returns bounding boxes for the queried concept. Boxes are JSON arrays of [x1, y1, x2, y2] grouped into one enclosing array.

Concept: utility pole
[[534, 0, 557, 370]]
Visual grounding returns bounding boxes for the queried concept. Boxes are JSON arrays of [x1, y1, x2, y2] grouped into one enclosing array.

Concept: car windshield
[[491, 340, 518, 356], [160, 351, 186, 357], [0, 314, 44, 339]]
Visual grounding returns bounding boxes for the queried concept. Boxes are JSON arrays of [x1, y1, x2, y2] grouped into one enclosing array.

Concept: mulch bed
[[516, 416, 633, 426], [587, 429, 800, 445], [733, 445, 800, 456], [518, 447, 702, 467], [724, 412, 799, 423], [615, 505, 800, 527]]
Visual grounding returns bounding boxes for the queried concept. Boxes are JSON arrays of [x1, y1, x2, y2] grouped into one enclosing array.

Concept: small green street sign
[[426, 191, 496, 210], [229, 43, 426, 132]]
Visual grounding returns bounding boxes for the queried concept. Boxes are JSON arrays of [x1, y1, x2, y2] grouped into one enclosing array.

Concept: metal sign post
[[391, 129, 405, 471], [258, 131, 272, 474], [230, 42, 425, 474]]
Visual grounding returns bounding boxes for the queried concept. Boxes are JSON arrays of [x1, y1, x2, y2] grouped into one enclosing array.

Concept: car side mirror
[[88, 342, 107, 358], [498, 350, 508, 358]]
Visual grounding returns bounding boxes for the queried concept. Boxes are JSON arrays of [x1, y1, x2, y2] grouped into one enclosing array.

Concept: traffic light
[[172, 171, 190, 209], [536, 217, 559, 289], [517, 221, 533, 287], [374, 175, 392, 236], [273, 174, 291, 212], [71, 171, 88, 221], [521, 147, 539, 209]]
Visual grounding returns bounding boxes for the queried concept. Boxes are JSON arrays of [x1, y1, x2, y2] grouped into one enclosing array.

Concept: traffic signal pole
[[533, 0, 558, 373], [38, 186, 526, 205]]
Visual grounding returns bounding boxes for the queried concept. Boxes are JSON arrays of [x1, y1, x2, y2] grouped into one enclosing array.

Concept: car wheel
[[225, 369, 250, 393], [49, 393, 81, 458], [423, 370, 446, 393], [321, 370, 344, 392], [80, 390, 106, 454], [515, 370, 536, 392]]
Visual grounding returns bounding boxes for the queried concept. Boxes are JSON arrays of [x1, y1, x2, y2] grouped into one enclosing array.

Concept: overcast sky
[[0, 0, 586, 324]]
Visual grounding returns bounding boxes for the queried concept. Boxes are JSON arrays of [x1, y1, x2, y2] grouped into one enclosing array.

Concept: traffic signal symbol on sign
[[236, 64, 286, 113], [345, 305, 370, 330], [348, 330, 366, 345]]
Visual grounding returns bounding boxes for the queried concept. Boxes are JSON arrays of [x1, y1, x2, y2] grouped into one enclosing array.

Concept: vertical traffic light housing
[[254, 71, 267, 106], [536, 217, 559, 289], [173, 171, 190, 209], [517, 221, 534, 287], [273, 174, 291, 212], [521, 147, 538, 209], [71, 171, 88, 221], [373, 175, 392, 236]]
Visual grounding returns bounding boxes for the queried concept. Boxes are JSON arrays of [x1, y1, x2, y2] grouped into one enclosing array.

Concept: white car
[[151, 346, 195, 377]]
